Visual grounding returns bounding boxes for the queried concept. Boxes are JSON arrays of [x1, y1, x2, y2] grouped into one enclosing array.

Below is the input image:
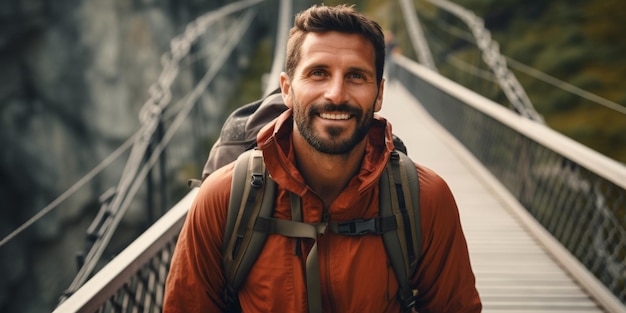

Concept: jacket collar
[[257, 109, 395, 196]]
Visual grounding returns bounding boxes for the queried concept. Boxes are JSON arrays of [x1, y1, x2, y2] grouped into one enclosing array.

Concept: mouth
[[319, 112, 352, 120]]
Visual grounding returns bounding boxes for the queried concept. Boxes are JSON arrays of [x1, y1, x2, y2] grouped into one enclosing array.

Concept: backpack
[[201, 88, 287, 179], [193, 90, 421, 312]]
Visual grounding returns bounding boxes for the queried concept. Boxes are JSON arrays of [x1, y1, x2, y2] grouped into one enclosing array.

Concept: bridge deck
[[380, 81, 605, 312]]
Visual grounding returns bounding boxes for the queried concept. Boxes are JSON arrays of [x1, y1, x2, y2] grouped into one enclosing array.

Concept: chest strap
[[252, 192, 326, 313], [223, 149, 420, 313], [253, 198, 403, 313]]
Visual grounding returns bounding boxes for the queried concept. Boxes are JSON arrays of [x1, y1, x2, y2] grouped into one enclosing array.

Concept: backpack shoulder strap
[[220, 148, 421, 312], [379, 150, 421, 312], [222, 149, 276, 307]]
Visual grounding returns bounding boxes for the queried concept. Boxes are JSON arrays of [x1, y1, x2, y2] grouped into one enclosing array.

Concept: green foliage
[[408, 0, 626, 163], [226, 38, 272, 113], [533, 44, 586, 77]]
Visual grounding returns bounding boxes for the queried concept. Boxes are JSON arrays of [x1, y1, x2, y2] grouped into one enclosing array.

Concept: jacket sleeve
[[163, 164, 234, 313], [411, 165, 482, 312]]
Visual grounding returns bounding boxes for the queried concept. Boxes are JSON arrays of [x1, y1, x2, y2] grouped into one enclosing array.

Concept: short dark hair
[[285, 4, 386, 87]]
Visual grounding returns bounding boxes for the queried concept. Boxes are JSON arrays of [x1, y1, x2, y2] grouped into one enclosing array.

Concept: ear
[[374, 78, 385, 112], [280, 72, 293, 109]]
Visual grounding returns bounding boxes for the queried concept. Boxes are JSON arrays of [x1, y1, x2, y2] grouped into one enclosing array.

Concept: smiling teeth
[[320, 113, 350, 120]]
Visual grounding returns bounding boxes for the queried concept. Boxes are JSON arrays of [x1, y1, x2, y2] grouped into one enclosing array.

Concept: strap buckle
[[337, 218, 379, 235], [223, 284, 241, 311], [401, 294, 417, 312], [250, 174, 264, 188]]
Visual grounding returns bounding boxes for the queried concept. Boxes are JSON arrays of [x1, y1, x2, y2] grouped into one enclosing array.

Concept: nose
[[324, 75, 348, 105]]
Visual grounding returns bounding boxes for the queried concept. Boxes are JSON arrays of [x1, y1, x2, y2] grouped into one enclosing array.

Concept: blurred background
[[425, 0, 626, 162], [0, 0, 624, 312]]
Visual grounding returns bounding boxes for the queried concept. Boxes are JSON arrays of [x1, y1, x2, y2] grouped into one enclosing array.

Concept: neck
[[292, 136, 366, 208]]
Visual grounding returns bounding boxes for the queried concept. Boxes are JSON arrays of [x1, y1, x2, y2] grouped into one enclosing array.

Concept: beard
[[292, 98, 375, 155]]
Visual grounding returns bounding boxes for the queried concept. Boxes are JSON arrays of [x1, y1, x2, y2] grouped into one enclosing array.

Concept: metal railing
[[52, 189, 196, 313], [53, 0, 293, 311], [389, 54, 626, 311], [54, 0, 264, 308]]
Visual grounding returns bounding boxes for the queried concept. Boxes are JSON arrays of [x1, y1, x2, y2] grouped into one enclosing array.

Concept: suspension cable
[[422, 11, 626, 115], [264, 0, 292, 95], [506, 58, 626, 115], [60, 6, 259, 300], [399, 0, 437, 71], [424, 0, 544, 122], [0, 132, 139, 248]]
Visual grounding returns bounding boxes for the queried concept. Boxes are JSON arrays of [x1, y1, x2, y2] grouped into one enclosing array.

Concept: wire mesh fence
[[391, 59, 626, 305], [94, 240, 175, 313]]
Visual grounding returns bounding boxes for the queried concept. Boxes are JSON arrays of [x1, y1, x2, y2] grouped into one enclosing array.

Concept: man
[[164, 4, 481, 312]]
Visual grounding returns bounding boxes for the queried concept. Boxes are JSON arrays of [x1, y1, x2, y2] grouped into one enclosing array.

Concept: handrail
[[393, 55, 626, 189], [58, 0, 263, 305], [390, 54, 626, 311], [54, 0, 292, 310], [52, 189, 198, 313]]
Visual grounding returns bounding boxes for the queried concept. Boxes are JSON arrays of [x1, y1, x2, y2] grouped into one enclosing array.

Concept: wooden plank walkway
[[380, 81, 606, 312]]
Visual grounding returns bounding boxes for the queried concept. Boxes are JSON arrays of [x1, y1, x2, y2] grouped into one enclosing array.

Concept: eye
[[347, 72, 367, 83], [310, 70, 328, 79]]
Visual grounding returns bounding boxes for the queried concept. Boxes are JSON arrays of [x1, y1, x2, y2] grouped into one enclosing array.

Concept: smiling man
[[282, 29, 384, 206], [164, 4, 481, 313], [286, 30, 380, 155]]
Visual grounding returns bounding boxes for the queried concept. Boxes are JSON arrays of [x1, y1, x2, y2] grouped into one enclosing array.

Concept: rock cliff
[[0, 0, 272, 311]]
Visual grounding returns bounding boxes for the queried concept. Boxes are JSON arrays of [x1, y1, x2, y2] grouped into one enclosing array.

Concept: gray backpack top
[[201, 89, 286, 179]]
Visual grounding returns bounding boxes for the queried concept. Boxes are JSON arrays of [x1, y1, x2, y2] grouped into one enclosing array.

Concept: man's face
[[280, 31, 384, 155]]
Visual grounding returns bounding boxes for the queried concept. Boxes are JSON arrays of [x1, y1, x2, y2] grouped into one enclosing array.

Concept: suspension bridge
[[3, 0, 625, 312]]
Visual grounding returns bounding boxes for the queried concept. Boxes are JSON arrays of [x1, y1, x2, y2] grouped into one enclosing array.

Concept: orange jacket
[[164, 111, 481, 312]]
